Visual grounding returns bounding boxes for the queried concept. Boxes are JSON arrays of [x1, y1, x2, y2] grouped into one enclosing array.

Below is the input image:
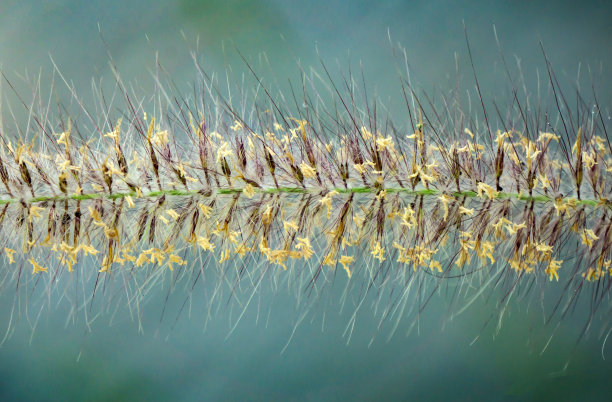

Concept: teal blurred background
[[0, 0, 611, 400]]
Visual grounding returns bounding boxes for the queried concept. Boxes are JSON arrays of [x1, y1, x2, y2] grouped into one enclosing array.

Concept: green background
[[0, 0, 611, 400]]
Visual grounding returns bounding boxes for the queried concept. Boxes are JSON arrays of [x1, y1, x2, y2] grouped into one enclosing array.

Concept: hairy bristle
[[0, 38, 610, 345]]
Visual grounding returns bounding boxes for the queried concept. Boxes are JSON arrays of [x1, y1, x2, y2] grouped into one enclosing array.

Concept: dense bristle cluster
[[0, 44, 610, 342]]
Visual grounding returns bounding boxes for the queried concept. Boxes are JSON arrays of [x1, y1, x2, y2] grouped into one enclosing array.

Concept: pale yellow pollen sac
[[261, 205, 273, 225], [165, 209, 180, 220], [509, 254, 536, 274], [281, 135, 292, 150], [341, 236, 354, 250], [102, 160, 125, 177], [364, 159, 376, 169], [582, 151, 597, 169], [494, 130, 510, 148], [583, 266, 603, 282], [537, 132, 559, 143], [216, 141, 233, 163], [456, 144, 470, 154], [429, 260, 442, 272], [167, 254, 187, 271], [459, 230, 472, 239], [525, 141, 541, 170], [456, 237, 475, 268], [535, 242, 554, 259], [353, 163, 367, 174], [360, 126, 374, 140], [197, 236, 215, 252], [370, 241, 385, 263], [408, 164, 435, 186], [176, 163, 197, 182], [152, 129, 170, 147], [353, 215, 365, 228], [283, 220, 298, 233], [476, 182, 498, 200], [4, 248, 17, 264], [212, 222, 228, 238], [28, 205, 44, 220], [537, 174, 551, 190], [55, 155, 71, 172], [571, 127, 582, 156], [259, 238, 270, 254], [218, 249, 231, 264], [230, 120, 243, 132], [400, 206, 416, 229], [226, 230, 240, 245], [265, 131, 276, 141], [471, 141, 485, 155], [426, 158, 439, 170], [59, 241, 76, 254], [438, 194, 453, 221], [78, 244, 99, 256], [243, 183, 256, 198], [234, 243, 249, 258], [111, 253, 125, 266], [289, 117, 308, 135], [56, 131, 70, 148], [135, 252, 150, 267], [591, 136, 607, 153], [299, 162, 317, 179], [581, 229, 599, 249], [88, 206, 102, 222], [199, 204, 212, 218], [504, 142, 521, 165], [28, 258, 47, 274], [338, 255, 354, 278], [458, 206, 475, 216], [319, 190, 339, 218], [375, 190, 387, 201], [376, 136, 394, 151], [553, 198, 568, 216], [104, 119, 122, 142], [125, 195, 135, 208], [149, 248, 165, 265], [505, 221, 526, 236], [123, 251, 136, 263], [322, 252, 336, 267], [476, 240, 496, 265], [491, 218, 508, 236], [295, 237, 314, 260]]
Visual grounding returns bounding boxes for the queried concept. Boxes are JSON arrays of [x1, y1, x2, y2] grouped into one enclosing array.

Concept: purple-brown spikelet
[[0, 38, 610, 345]]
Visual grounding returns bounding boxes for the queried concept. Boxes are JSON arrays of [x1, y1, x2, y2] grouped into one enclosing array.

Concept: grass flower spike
[[0, 37, 610, 345]]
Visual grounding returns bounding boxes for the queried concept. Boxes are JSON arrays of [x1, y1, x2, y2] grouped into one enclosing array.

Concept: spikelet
[[0, 40, 610, 344]]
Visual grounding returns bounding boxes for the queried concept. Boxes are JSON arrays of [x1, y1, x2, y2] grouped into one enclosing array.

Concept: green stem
[[0, 186, 608, 208]]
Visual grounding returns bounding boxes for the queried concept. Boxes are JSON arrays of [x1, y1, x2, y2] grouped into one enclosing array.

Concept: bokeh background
[[0, 0, 611, 400]]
